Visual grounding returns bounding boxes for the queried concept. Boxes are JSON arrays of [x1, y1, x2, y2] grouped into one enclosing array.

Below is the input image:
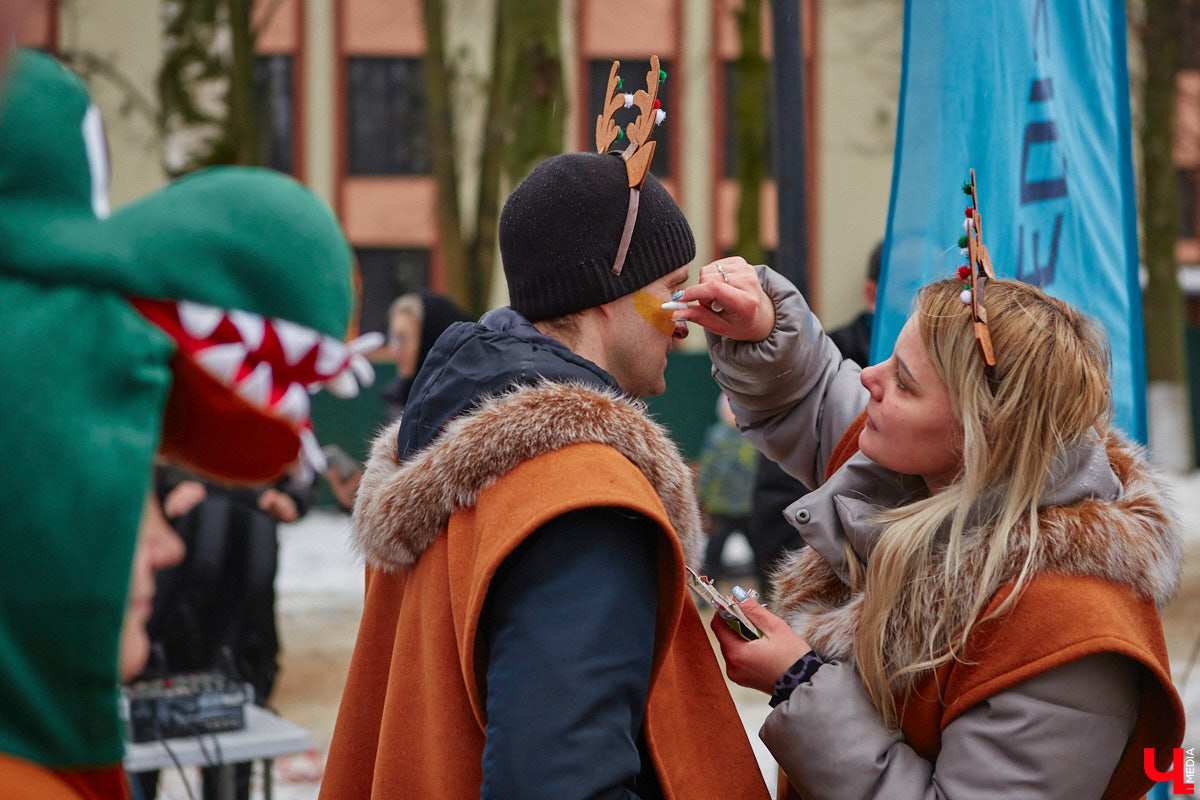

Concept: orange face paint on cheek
[[632, 290, 678, 337]]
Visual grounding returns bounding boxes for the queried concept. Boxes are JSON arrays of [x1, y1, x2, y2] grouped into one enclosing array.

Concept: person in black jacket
[[324, 291, 474, 510], [132, 466, 315, 800], [377, 290, 475, 423]]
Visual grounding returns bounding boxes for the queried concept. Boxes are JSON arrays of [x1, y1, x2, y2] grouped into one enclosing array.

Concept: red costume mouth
[[131, 298, 379, 483]]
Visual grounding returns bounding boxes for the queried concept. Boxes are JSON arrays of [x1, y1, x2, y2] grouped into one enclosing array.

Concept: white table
[[124, 704, 311, 800]]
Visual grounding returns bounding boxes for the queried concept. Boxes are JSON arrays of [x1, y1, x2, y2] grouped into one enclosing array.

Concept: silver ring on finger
[[718, 265, 729, 283]]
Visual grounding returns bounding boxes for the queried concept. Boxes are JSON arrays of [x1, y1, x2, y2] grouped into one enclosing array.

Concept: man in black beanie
[[322, 152, 770, 800]]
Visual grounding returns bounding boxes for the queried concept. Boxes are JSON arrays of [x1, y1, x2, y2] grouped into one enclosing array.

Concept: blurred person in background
[[324, 290, 474, 510], [696, 393, 759, 583], [130, 466, 316, 800], [379, 290, 475, 423]]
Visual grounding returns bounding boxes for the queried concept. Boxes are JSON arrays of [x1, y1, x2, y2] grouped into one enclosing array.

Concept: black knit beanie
[[499, 151, 695, 322]]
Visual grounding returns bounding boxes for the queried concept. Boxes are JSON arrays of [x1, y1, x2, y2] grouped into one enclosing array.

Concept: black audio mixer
[[120, 672, 253, 743]]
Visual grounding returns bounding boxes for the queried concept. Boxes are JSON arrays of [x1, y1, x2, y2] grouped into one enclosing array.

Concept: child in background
[[697, 393, 759, 584]]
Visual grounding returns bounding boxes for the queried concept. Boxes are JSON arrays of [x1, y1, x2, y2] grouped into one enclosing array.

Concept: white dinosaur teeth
[[326, 369, 360, 399], [274, 319, 320, 366], [178, 301, 224, 340], [229, 310, 266, 351], [274, 382, 310, 422], [299, 428, 327, 473], [316, 337, 348, 376], [235, 361, 273, 407], [350, 354, 375, 387], [194, 342, 248, 385], [348, 331, 385, 354]]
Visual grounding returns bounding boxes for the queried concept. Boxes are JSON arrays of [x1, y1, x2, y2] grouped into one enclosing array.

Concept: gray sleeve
[[706, 266, 869, 488], [700, 267, 873, 489], [761, 653, 1140, 800]]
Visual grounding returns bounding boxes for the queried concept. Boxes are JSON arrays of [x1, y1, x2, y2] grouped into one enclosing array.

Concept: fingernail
[[661, 301, 688, 310], [671, 290, 684, 301], [731, 585, 747, 602], [747, 588, 760, 600]]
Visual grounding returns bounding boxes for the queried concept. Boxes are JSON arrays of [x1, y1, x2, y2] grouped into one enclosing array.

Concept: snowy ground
[[150, 470, 1200, 799]]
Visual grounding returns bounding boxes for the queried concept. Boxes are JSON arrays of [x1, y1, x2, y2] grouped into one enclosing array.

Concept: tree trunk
[[422, 0, 562, 316], [734, 0, 769, 265], [420, 0, 470, 308], [158, 0, 262, 176], [227, 0, 260, 166], [1137, 0, 1193, 468]]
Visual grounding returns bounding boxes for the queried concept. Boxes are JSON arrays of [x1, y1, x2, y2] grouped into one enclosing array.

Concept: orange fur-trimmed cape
[[321, 382, 770, 800]]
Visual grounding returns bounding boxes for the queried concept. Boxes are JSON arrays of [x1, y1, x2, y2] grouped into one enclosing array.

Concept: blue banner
[[874, 0, 1146, 442]]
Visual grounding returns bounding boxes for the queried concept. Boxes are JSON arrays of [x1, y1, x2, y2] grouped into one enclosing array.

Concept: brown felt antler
[[594, 56, 664, 190], [964, 168, 997, 368], [621, 55, 662, 189], [594, 55, 667, 275], [595, 61, 625, 156]]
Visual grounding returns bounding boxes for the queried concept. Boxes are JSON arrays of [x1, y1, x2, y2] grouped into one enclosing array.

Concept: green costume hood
[[0, 50, 364, 769]]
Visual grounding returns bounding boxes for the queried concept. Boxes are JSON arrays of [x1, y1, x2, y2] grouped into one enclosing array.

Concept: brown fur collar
[[771, 434, 1182, 662], [351, 381, 703, 571]]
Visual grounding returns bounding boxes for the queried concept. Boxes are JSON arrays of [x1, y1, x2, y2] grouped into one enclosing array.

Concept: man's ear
[[595, 295, 624, 321]]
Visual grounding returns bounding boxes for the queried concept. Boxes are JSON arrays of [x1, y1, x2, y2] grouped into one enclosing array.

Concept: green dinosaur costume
[[0, 49, 363, 789]]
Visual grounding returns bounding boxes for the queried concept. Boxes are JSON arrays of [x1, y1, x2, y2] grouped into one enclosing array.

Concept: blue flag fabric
[[874, 0, 1146, 442]]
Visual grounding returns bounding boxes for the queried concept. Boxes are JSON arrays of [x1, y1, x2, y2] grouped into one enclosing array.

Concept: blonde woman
[[672, 258, 1185, 799]]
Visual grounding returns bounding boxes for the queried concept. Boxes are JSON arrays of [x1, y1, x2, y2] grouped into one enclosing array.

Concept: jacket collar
[[353, 381, 704, 571], [395, 308, 622, 461], [786, 432, 1124, 585], [773, 433, 1182, 660]]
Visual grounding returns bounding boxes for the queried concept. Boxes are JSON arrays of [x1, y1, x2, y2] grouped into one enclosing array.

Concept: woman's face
[[389, 312, 421, 378], [858, 316, 962, 491], [119, 493, 185, 681]]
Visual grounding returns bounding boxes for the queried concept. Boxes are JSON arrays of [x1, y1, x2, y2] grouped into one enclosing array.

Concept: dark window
[[254, 55, 294, 174], [1184, 3, 1199, 69], [355, 248, 431, 334], [346, 57, 430, 175], [724, 60, 774, 179], [1181, 169, 1199, 239], [588, 58, 671, 178]]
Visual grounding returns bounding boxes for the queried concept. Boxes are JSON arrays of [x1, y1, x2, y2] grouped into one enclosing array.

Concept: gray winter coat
[[705, 266, 1182, 799]]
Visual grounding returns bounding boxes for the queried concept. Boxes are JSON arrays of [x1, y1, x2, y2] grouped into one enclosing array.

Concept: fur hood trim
[[352, 381, 703, 570], [771, 434, 1182, 662]]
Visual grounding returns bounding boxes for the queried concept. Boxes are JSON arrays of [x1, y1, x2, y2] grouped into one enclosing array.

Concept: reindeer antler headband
[[956, 169, 997, 374], [595, 55, 668, 275]]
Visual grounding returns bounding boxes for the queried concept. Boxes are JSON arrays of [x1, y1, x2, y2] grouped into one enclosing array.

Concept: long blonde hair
[[853, 278, 1112, 728]]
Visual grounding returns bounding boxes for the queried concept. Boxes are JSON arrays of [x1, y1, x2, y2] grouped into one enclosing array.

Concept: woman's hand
[[670, 257, 775, 341], [710, 590, 814, 695]]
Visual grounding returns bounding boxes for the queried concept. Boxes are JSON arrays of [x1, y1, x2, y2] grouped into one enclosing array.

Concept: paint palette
[[685, 567, 760, 641]]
